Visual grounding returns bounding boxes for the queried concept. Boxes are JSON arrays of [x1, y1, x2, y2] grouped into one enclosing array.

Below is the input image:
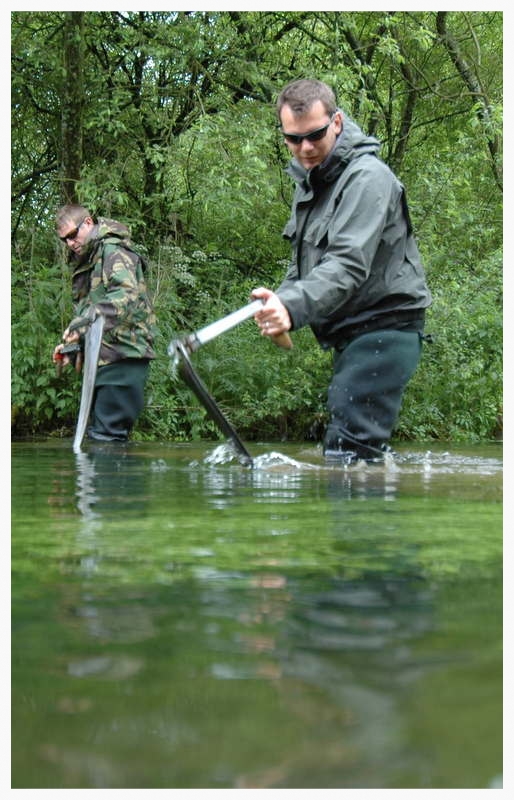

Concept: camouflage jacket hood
[[70, 218, 144, 278], [68, 218, 156, 365]]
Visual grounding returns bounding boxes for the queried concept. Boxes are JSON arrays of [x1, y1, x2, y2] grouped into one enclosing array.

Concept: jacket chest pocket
[[283, 191, 342, 273], [302, 185, 342, 248], [303, 215, 330, 249], [298, 211, 334, 273], [89, 259, 109, 301], [304, 185, 344, 244]]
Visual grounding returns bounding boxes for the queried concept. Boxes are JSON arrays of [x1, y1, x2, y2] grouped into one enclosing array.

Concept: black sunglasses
[[281, 114, 335, 146], [59, 218, 86, 243]]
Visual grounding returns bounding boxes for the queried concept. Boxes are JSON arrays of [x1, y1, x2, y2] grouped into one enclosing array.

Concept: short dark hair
[[55, 204, 92, 230], [276, 79, 337, 119]]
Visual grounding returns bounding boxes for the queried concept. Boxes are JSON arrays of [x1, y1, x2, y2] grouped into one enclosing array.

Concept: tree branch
[[436, 11, 502, 191]]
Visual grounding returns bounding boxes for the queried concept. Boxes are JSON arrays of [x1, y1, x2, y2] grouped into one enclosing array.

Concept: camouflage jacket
[[68, 218, 157, 366]]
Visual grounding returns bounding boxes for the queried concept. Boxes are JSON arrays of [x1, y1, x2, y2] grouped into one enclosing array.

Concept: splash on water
[[203, 445, 401, 473], [203, 443, 243, 465], [252, 451, 318, 472], [200, 443, 502, 477], [397, 449, 502, 476], [202, 444, 315, 471], [383, 450, 400, 472]]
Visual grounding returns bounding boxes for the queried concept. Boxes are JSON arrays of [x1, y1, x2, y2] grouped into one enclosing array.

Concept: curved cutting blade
[[173, 340, 253, 467], [73, 314, 105, 454]]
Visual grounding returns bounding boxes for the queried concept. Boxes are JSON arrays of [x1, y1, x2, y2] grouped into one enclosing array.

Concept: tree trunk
[[61, 11, 85, 204], [436, 11, 502, 192]]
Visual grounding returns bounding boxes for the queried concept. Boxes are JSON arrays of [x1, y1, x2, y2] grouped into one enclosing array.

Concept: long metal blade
[[73, 314, 105, 454], [173, 339, 253, 467]]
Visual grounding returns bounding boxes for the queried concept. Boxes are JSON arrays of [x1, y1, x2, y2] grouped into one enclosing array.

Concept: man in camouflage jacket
[[53, 205, 157, 442]]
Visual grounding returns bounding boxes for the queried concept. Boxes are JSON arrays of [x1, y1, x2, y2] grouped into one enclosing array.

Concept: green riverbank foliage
[[11, 11, 502, 442]]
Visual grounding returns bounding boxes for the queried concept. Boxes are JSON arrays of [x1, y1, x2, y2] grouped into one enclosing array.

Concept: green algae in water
[[11, 440, 502, 789]]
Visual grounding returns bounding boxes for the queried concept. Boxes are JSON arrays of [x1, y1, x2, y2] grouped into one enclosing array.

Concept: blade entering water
[[171, 340, 253, 467]]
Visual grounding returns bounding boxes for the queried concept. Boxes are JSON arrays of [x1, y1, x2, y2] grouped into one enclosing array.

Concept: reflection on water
[[70, 441, 503, 519], [11, 440, 502, 789]]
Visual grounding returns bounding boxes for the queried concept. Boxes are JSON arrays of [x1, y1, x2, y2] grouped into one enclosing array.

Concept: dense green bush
[[397, 250, 502, 442], [11, 256, 79, 435], [11, 244, 502, 443]]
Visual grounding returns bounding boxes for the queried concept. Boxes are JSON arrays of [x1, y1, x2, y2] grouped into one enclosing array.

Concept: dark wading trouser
[[323, 329, 423, 459], [88, 359, 150, 442]]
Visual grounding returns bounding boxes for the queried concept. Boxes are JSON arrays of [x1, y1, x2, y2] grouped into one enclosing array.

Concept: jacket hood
[[95, 217, 132, 245], [286, 113, 381, 188], [70, 217, 133, 271]]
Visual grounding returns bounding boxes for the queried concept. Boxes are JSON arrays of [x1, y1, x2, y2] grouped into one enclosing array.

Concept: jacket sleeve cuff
[[277, 287, 309, 332]]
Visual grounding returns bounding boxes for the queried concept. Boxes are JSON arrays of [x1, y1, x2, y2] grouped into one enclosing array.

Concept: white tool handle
[[193, 300, 263, 348]]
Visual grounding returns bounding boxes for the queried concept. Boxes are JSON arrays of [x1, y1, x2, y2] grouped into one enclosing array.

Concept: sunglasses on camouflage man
[[59, 218, 86, 243], [280, 114, 336, 145]]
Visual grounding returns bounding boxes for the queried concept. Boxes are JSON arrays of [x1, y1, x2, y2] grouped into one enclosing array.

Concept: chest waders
[[324, 328, 423, 461]]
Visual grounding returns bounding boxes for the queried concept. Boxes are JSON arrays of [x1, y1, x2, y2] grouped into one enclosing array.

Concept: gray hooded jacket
[[277, 115, 432, 348]]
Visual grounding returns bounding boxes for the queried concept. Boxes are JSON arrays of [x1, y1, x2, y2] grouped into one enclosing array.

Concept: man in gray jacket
[[253, 78, 431, 462]]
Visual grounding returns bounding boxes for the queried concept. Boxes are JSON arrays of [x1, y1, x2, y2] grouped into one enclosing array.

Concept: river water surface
[[11, 439, 502, 789]]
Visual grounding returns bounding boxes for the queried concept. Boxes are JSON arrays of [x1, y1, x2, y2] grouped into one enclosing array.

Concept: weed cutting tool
[[73, 311, 105, 454], [168, 299, 292, 466], [176, 298, 292, 355], [172, 338, 254, 466]]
